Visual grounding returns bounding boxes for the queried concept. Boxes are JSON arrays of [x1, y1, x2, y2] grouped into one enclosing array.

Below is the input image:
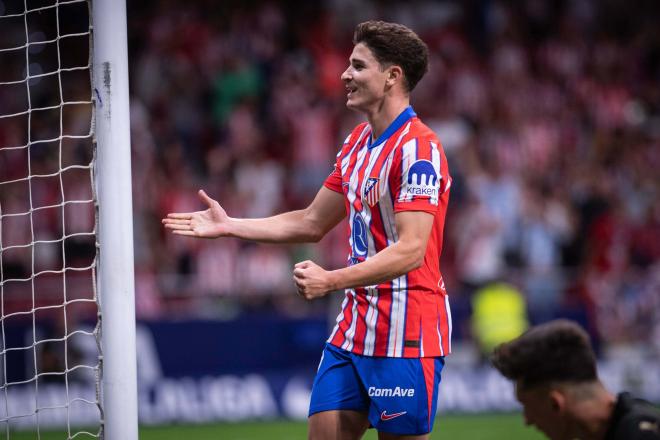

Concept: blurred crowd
[[1, 0, 659, 353]]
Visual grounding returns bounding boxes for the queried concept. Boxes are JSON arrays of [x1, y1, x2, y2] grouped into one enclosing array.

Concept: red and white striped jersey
[[323, 106, 452, 358]]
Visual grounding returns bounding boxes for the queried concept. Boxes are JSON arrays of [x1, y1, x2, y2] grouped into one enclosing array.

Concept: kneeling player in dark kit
[[492, 319, 660, 440]]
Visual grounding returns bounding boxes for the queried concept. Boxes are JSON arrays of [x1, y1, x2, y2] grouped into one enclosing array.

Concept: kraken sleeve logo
[[405, 159, 439, 197]]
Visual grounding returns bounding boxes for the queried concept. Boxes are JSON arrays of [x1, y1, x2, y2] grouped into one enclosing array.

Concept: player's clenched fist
[[293, 260, 335, 300], [161, 189, 231, 238]]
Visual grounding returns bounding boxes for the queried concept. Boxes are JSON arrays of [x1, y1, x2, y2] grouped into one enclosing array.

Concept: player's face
[[341, 43, 390, 113], [516, 385, 570, 440]]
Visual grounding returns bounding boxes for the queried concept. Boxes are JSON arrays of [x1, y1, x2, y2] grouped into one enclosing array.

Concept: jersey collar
[[367, 106, 417, 149]]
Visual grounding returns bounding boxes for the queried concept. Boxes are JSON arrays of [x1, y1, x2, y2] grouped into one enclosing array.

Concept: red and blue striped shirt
[[323, 106, 452, 358]]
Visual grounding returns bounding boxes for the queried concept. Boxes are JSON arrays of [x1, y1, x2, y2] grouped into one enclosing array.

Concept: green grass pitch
[[8, 413, 545, 439]]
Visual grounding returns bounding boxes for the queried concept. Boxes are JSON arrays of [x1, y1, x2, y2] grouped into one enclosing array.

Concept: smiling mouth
[[346, 86, 357, 97]]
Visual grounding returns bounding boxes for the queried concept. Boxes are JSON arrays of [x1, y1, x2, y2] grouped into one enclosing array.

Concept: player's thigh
[[309, 344, 369, 416], [378, 432, 429, 440], [308, 409, 370, 440]]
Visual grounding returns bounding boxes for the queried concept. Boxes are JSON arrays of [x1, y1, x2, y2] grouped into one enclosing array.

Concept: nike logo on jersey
[[380, 410, 407, 421]]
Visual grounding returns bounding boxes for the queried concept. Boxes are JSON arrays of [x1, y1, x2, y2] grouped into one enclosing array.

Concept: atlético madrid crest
[[363, 177, 380, 207]]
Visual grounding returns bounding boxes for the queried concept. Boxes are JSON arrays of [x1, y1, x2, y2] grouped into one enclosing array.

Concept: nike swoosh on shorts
[[380, 410, 407, 421]]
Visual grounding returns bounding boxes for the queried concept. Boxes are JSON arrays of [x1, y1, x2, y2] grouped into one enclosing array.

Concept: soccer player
[[163, 20, 452, 440], [491, 319, 660, 440]]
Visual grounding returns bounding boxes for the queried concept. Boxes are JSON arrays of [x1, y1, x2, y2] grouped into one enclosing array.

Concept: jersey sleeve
[[323, 159, 342, 194], [391, 136, 450, 214], [323, 134, 350, 194]]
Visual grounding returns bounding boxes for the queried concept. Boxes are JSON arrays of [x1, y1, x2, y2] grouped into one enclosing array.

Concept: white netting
[[0, 0, 102, 438]]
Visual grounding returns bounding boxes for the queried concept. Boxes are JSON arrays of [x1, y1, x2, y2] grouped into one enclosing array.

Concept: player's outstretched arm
[[162, 186, 346, 243]]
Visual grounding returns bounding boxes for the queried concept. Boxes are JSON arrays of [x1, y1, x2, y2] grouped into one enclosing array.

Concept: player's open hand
[[293, 260, 335, 300], [161, 189, 230, 239]]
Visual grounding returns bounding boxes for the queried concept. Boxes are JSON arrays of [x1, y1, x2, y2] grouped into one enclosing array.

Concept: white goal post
[[0, 0, 138, 438], [92, 0, 139, 438]]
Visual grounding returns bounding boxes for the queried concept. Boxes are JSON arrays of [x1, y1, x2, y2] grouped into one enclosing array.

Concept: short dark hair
[[353, 20, 429, 92], [491, 319, 598, 390]]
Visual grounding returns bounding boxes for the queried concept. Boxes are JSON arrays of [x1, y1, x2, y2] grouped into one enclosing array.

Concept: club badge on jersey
[[363, 177, 380, 207]]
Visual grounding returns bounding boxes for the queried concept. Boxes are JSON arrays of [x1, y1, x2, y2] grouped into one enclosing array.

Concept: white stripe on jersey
[[445, 294, 453, 353], [435, 296, 453, 356], [363, 287, 379, 356], [387, 274, 408, 357], [436, 315, 445, 357], [386, 276, 400, 357], [398, 139, 417, 203], [444, 176, 453, 193], [317, 350, 325, 372], [378, 152, 398, 246], [420, 324, 425, 358], [377, 122, 410, 247], [341, 289, 360, 352], [430, 141, 441, 205]]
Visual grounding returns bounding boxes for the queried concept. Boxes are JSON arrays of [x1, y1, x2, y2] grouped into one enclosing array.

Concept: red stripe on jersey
[[421, 291, 442, 356], [373, 289, 393, 356], [402, 292, 420, 358], [330, 291, 356, 348], [416, 138, 431, 160], [351, 288, 369, 353]]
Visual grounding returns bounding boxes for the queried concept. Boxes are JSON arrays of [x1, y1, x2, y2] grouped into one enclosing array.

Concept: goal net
[[1, 0, 102, 437]]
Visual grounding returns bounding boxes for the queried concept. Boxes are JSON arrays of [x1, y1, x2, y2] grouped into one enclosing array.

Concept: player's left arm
[[293, 210, 434, 299]]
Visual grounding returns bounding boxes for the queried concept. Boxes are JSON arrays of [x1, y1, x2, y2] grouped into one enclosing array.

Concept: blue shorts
[[308, 343, 445, 435]]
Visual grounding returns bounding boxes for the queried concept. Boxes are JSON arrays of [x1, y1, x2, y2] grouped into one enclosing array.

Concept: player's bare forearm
[[163, 187, 345, 244], [228, 187, 345, 243], [227, 209, 326, 243], [294, 211, 435, 299], [331, 239, 425, 290], [294, 240, 424, 300]]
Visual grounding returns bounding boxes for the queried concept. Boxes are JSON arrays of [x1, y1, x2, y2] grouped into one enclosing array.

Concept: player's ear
[[548, 389, 566, 414], [385, 65, 404, 88]]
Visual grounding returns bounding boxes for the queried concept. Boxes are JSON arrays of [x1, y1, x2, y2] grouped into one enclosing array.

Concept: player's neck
[[366, 96, 410, 140], [571, 386, 616, 440]]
